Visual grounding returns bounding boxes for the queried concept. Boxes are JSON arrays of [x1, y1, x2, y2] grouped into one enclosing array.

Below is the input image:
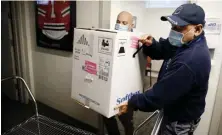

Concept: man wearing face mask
[[117, 3, 211, 135], [115, 11, 134, 31], [102, 11, 135, 135]]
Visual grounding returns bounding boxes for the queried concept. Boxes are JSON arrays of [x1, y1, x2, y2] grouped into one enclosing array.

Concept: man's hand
[[115, 102, 128, 116], [138, 34, 153, 46]]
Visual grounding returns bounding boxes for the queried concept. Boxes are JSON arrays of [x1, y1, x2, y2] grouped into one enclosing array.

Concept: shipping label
[[98, 57, 111, 82], [85, 61, 97, 75]]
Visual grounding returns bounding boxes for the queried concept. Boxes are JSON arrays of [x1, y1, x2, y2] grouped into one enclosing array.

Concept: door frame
[[209, 62, 222, 135], [1, 1, 18, 100], [10, 1, 36, 103]]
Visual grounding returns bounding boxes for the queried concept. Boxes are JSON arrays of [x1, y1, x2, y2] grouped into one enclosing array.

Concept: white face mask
[[42, 30, 68, 40], [115, 23, 129, 31], [168, 28, 194, 47]]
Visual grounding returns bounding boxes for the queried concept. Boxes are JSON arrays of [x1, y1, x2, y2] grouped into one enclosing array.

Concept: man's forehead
[[117, 12, 132, 21], [118, 14, 130, 21]]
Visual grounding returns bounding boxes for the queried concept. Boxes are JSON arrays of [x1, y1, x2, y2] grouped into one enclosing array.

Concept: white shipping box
[[71, 28, 146, 118]]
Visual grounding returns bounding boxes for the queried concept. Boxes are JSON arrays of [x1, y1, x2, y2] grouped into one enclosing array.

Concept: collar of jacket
[[185, 31, 205, 47]]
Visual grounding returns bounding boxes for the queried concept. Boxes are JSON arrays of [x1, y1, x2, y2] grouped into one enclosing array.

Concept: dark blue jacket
[[128, 32, 211, 122]]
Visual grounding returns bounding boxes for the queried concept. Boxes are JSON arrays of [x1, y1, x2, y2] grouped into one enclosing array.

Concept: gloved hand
[[115, 101, 128, 116], [138, 34, 153, 47]]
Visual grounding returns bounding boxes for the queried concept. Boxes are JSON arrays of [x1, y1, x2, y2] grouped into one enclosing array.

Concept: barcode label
[[98, 57, 110, 82], [99, 71, 109, 77], [99, 75, 108, 81]]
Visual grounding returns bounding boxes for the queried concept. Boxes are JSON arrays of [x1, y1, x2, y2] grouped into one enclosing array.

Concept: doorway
[[1, 1, 18, 101], [1, 1, 32, 132], [1, 1, 30, 103]]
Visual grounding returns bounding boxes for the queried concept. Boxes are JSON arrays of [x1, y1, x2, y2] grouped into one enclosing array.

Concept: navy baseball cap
[[161, 3, 205, 26]]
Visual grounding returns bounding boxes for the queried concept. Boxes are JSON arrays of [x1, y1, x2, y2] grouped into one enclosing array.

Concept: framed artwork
[[35, 0, 76, 51]]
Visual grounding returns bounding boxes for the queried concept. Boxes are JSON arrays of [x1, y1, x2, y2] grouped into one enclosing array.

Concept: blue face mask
[[168, 28, 194, 47], [115, 23, 129, 31]]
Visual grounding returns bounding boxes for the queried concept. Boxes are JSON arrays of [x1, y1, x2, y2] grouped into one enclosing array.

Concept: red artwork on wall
[[36, 0, 76, 51]]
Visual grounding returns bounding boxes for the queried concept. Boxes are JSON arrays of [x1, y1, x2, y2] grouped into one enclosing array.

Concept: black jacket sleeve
[[128, 62, 195, 112], [143, 38, 177, 60]]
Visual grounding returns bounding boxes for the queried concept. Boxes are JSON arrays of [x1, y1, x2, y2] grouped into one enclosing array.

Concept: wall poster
[[36, 0, 76, 51], [205, 18, 221, 35]]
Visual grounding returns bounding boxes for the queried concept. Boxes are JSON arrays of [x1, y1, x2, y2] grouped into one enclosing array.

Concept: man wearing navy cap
[[117, 3, 211, 135]]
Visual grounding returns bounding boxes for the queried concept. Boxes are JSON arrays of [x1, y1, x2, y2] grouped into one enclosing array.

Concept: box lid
[[75, 27, 117, 33]]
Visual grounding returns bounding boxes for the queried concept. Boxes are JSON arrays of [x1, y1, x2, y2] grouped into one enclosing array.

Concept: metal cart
[[2, 76, 96, 135], [133, 110, 163, 135], [96, 109, 163, 135]]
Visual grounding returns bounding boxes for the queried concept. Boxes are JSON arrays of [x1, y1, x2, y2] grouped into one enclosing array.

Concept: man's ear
[[194, 24, 203, 36]]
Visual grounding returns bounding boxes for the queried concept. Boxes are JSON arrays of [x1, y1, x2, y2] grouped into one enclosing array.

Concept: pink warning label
[[130, 36, 139, 49], [85, 61, 97, 75]]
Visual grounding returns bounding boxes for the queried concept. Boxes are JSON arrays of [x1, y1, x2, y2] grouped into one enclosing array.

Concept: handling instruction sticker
[[98, 37, 113, 55], [118, 39, 127, 57], [85, 61, 97, 75], [130, 36, 139, 49], [98, 57, 110, 81], [77, 34, 93, 57]]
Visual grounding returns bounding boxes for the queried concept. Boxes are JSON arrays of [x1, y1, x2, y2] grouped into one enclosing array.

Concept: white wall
[[99, 1, 111, 29], [195, 1, 222, 135], [218, 113, 222, 135], [210, 62, 222, 135], [110, 1, 222, 135], [23, 1, 103, 128]]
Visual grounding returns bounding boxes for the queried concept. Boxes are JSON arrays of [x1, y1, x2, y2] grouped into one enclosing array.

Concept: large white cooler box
[[71, 28, 146, 118]]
